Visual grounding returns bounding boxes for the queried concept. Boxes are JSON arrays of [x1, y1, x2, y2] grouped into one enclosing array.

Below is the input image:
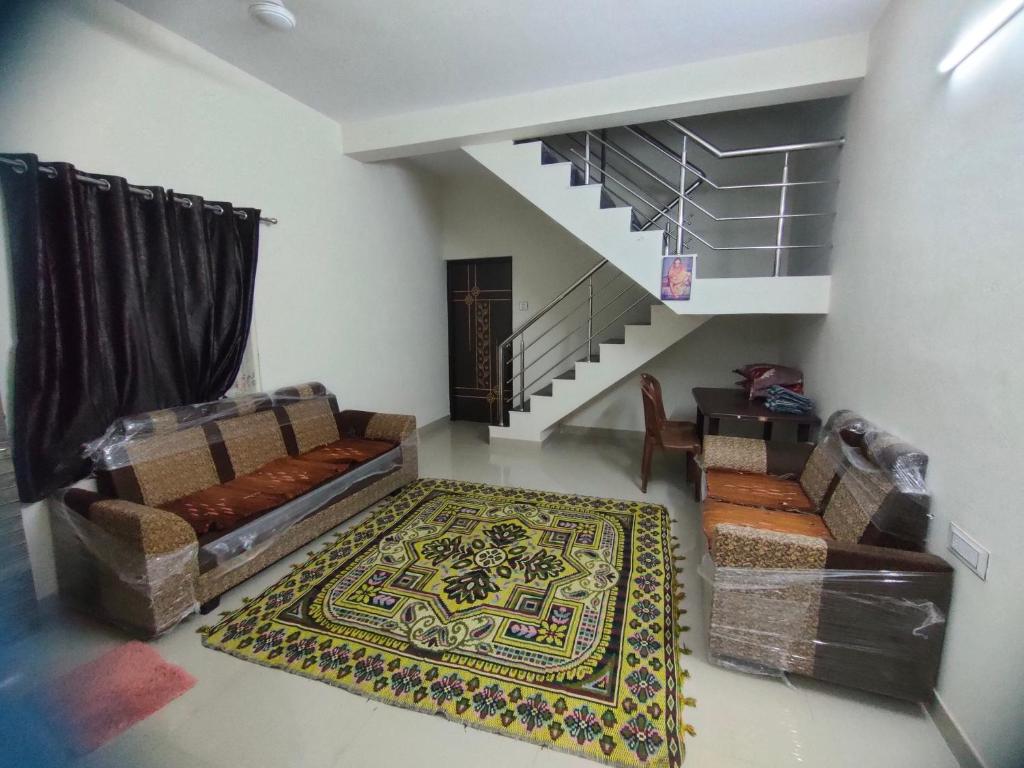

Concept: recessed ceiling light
[[249, 1, 297, 32]]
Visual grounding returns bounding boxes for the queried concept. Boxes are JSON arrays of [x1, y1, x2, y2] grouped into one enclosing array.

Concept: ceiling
[[116, 0, 886, 123]]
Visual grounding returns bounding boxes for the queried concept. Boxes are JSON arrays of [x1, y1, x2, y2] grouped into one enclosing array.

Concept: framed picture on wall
[[660, 255, 695, 301]]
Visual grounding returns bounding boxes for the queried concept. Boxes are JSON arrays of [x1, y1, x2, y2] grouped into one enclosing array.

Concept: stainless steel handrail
[[492, 119, 843, 426], [569, 150, 830, 251], [510, 276, 642, 392], [520, 292, 651, 396], [496, 259, 609, 417], [666, 119, 845, 157]]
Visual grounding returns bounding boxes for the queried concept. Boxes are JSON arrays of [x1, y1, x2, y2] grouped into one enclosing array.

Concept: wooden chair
[[640, 373, 701, 497]]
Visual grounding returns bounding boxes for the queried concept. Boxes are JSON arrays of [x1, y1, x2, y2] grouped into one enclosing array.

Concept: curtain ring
[[209, 204, 224, 215], [180, 197, 193, 209], [143, 189, 154, 201], [97, 178, 111, 192], [10, 158, 28, 174], [236, 210, 248, 220], [40, 165, 58, 179]]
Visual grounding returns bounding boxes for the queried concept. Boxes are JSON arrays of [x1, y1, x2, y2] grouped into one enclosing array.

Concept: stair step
[[540, 144, 561, 165], [602, 337, 625, 345], [534, 384, 553, 397], [577, 354, 600, 363], [511, 400, 532, 413], [600, 189, 617, 209], [555, 370, 576, 381]]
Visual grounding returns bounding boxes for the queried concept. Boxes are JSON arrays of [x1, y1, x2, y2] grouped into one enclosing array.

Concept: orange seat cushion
[[702, 499, 832, 547], [705, 468, 816, 513], [300, 437, 397, 466], [230, 456, 348, 503], [161, 457, 346, 536]]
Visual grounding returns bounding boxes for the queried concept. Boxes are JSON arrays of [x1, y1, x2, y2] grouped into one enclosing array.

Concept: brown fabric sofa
[[699, 410, 953, 701], [50, 382, 417, 636]]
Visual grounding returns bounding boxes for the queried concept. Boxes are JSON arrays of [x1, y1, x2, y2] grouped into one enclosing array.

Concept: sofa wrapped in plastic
[[698, 409, 953, 701], [50, 383, 418, 636]]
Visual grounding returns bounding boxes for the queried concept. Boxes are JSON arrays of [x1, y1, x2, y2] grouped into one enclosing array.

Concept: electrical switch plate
[[948, 523, 989, 580], [518, 301, 529, 311]]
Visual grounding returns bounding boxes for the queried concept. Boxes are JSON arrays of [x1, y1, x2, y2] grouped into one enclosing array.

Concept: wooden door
[[447, 258, 512, 423]]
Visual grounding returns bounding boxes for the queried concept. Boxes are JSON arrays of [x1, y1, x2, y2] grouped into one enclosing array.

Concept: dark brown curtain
[[0, 153, 260, 502]]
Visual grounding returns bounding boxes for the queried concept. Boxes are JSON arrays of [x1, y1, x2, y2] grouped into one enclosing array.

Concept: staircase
[[464, 118, 842, 443]]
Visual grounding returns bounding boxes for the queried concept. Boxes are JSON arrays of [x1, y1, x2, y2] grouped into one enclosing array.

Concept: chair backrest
[[640, 373, 667, 436]]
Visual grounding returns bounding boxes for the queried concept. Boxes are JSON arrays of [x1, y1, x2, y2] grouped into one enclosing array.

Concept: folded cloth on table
[[764, 385, 815, 414]]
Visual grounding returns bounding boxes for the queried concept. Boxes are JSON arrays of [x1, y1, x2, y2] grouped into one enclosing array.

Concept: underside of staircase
[[463, 122, 838, 444]]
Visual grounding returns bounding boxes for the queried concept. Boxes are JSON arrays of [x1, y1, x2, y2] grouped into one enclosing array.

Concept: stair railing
[[495, 259, 652, 425], [542, 120, 844, 275], [493, 120, 844, 426]]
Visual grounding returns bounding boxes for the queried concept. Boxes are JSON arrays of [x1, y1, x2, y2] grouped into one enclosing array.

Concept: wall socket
[[948, 523, 989, 580]]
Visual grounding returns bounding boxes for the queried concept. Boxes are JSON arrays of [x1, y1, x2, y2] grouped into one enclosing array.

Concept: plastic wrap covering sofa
[[49, 382, 418, 637], [698, 410, 953, 701]]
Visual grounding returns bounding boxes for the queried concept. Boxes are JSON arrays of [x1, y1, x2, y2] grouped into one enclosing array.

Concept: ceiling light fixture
[[938, 0, 1023, 73], [249, 0, 297, 31]]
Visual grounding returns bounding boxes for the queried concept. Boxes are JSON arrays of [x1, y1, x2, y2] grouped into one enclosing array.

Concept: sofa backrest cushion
[[123, 427, 222, 507], [276, 398, 340, 454], [213, 410, 288, 477], [91, 383, 339, 506], [804, 410, 931, 549]]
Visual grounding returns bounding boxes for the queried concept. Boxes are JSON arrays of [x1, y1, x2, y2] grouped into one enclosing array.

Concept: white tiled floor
[[12, 422, 959, 768]]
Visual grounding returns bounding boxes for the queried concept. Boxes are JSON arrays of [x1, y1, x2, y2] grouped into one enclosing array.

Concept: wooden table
[[693, 387, 820, 443]]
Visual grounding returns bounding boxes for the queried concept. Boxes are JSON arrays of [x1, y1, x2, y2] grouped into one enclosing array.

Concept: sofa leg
[[199, 596, 221, 615]]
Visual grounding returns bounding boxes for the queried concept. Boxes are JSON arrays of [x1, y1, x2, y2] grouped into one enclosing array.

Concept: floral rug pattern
[[201, 479, 692, 767]]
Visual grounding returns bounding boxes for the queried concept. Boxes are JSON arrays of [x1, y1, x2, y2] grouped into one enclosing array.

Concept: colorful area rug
[[49, 641, 196, 754], [201, 478, 693, 767]]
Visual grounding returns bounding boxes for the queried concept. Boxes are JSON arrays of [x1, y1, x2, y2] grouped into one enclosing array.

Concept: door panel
[[447, 259, 512, 423]]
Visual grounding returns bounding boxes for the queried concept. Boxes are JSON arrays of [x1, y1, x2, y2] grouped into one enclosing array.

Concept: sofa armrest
[[824, 541, 953, 573], [712, 523, 828, 569], [89, 498, 198, 555], [703, 436, 813, 479], [338, 410, 417, 442]]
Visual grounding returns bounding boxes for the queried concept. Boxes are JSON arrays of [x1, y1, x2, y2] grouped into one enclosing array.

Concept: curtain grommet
[[11, 158, 28, 174], [97, 179, 111, 192]]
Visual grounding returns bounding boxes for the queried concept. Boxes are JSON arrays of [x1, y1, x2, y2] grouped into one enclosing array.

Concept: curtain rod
[[0, 156, 278, 225]]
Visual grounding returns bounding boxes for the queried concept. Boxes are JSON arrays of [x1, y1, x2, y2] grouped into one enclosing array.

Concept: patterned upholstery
[[126, 428, 221, 507], [700, 410, 952, 701], [713, 524, 828, 569], [216, 410, 288, 476], [55, 384, 419, 637], [705, 469, 815, 513], [281, 398, 341, 453], [230, 457, 346, 503], [160, 484, 282, 536], [703, 435, 766, 474], [300, 437, 397, 466], [702, 500, 831, 548]]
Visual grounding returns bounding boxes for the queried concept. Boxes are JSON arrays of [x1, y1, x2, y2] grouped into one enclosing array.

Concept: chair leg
[[640, 437, 655, 493]]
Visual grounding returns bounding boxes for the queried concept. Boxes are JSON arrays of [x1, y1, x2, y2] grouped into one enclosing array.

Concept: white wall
[[566, 314, 788, 433], [0, 0, 448, 596], [436, 164, 789, 432], [784, 1, 1024, 766]]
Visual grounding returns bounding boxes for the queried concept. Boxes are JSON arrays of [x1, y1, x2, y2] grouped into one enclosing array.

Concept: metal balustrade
[[494, 119, 843, 426]]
